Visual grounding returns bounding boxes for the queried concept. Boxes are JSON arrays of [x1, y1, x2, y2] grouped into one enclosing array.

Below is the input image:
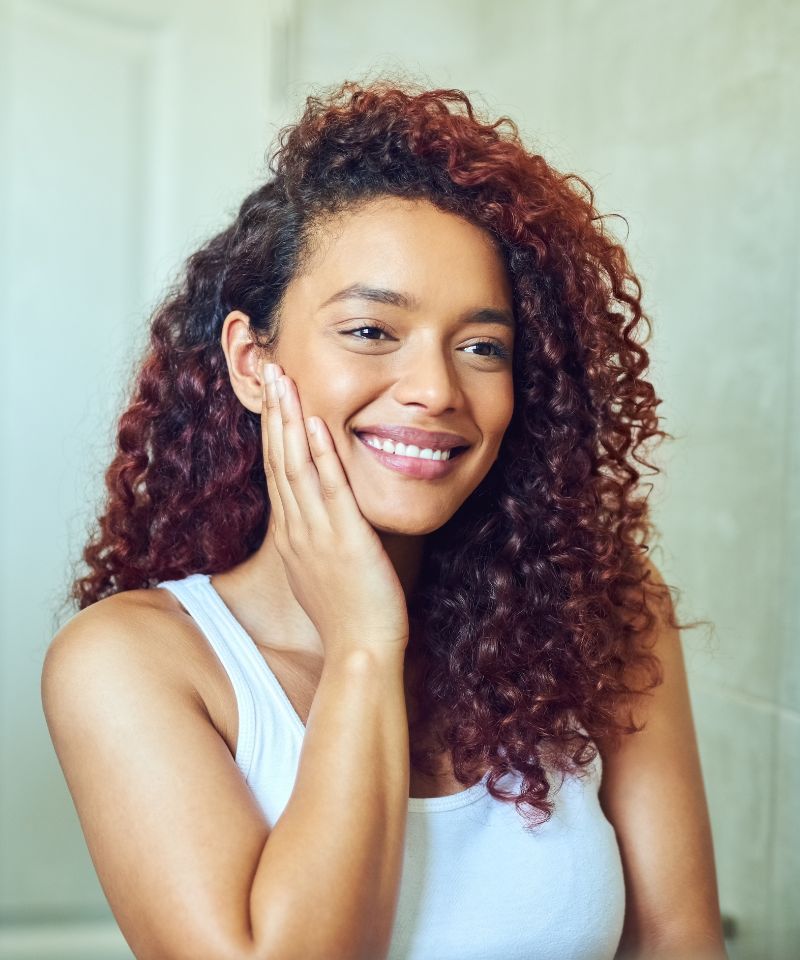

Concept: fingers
[[260, 362, 370, 548], [297, 405, 365, 538], [260, 367, 287, 534], [273, 374, 331, 536]]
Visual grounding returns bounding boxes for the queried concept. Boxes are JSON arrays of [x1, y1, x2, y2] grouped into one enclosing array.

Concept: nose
[[390, 337, 463, 415]]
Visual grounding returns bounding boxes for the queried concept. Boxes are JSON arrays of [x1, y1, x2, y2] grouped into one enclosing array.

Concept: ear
[[220, 310, 274, 414]]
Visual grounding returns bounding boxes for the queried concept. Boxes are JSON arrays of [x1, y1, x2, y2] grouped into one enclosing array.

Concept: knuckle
[[319, 476, 340, 500], [274, 533, 289, 557], [285, 529, 305, 553]]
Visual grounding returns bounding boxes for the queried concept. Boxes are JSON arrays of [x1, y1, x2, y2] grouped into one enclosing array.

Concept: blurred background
[[1, 0, 797, 957]]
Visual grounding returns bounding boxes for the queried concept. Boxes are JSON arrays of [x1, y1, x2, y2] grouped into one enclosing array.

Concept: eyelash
[[341, 323, 512, 361]]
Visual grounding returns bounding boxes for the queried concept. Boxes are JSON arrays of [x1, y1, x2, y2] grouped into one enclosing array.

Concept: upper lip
[[355, 424, 471, 450]]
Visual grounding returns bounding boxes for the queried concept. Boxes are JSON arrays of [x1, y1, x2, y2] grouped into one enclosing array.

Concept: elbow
[[239, 930, 382, 960]]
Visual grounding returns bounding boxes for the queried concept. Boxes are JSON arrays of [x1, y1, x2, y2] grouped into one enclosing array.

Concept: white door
[[0, 1, 295, 955]]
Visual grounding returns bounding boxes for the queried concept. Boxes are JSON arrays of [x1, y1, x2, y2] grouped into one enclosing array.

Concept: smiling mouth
[[354, 432, 469, 459], [353, 431, 470, 478]]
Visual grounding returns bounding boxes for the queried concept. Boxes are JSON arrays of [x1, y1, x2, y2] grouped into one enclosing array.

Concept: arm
[[253, 641, 409, 959], [41, 597, 409, 960], [596, 559, 728, 960]]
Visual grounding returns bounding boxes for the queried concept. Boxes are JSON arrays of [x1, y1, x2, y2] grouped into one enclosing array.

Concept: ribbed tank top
[[157, 572, 625, 959]]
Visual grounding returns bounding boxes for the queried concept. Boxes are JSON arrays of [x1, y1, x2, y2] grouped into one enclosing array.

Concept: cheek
[[481, 380, 514, 434], [295, 368, 369, 431]]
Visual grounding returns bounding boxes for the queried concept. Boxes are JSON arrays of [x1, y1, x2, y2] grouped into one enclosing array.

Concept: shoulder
[[595, 557, 725, 951], [42, 587, 211, 721], [595, 554, 683, 764], [46, 586, 195, 661]]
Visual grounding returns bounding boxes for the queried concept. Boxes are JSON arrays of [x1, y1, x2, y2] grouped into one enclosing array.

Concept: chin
[[357, 499, 460, 537], [367, 516, 447, 536], [343, 457, 481, 536]]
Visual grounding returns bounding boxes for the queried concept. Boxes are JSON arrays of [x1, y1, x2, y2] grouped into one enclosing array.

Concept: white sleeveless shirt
[[157, 572, 625, 959]]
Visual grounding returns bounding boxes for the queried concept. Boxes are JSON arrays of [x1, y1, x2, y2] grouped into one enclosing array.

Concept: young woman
[[42, 79, 726, 960]]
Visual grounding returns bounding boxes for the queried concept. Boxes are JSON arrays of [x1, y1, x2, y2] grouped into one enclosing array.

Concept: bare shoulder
[[42, 585, 236, 755], [44, 587, 204, 697], [596, 558, 726, 955]]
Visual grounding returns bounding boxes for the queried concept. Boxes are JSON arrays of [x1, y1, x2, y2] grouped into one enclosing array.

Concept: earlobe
[[220, 310, 268, 414]]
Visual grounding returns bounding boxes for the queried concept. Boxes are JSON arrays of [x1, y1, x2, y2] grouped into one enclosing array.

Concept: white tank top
[[157, 572, 625, 959]]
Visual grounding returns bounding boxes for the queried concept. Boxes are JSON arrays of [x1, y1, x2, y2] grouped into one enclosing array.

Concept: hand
[[260, 362, 410, 658]]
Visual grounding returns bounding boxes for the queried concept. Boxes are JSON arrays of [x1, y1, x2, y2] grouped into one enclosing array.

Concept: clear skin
[[217, 195, 515, 664]]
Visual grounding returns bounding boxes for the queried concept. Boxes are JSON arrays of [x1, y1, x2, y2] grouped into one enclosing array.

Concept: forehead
[[290, 196, 513, 308]]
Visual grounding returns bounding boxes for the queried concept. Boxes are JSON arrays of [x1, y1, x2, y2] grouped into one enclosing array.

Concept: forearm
[[248, 645, 409, 960]]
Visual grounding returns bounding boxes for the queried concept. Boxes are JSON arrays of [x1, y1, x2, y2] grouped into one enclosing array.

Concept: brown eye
[[464, 341, 511, 361], [342, 324, 391, 341]]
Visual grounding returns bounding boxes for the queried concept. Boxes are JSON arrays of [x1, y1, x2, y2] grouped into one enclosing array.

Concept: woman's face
[[261, 195, 514, 535]]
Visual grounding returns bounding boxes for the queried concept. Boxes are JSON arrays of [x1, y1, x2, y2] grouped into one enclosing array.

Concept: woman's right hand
[[260, 362, 410, 659]]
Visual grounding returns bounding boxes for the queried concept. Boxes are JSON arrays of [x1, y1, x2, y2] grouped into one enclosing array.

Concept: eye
[[344, 324, 391, 342], [463, 341, 511, 361], [341, 323, 511, 361]]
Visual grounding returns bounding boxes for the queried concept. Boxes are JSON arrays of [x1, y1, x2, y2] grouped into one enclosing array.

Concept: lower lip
[[355, 434, 467, 479]]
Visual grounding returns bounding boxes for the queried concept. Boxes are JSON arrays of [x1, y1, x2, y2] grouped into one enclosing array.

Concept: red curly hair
[[70, 77, 693, 829]]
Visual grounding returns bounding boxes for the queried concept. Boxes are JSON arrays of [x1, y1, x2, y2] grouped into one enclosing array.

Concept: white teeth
[[362, 434, 453, 461]]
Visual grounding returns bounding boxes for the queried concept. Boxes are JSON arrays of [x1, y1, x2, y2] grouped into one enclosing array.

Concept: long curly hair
[[70, 76, 695, 829]]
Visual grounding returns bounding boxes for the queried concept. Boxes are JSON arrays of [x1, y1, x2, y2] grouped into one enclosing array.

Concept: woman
[[42, 79, 726, 960]]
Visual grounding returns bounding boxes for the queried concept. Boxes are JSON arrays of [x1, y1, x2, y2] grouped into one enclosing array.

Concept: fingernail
[[263, 363, 276, 383], [276, 378, 286, 399]]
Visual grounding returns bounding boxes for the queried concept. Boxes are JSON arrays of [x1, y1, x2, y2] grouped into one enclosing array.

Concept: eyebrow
[[318, 282, 515, 329]]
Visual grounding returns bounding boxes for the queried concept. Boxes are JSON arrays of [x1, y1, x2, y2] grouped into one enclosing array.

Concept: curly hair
[[70, 76, 695, 830]]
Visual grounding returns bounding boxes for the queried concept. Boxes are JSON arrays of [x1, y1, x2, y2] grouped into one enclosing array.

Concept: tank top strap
[[156, 572, 257, 779]]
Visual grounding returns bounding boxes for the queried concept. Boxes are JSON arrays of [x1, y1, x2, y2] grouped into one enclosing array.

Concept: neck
[[213, 518, 426, 659]]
